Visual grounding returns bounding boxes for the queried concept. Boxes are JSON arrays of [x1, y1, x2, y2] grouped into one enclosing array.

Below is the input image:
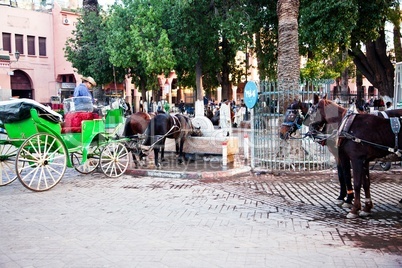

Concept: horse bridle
[[305, 103, 338, 144], [281, 108, 306, 138]]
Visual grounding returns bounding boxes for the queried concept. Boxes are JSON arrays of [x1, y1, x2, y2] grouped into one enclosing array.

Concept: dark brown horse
[[307, 96, 402, 218], [279, 99, 311, 140], [142, 113, 201, 167], [280, 99, 354, 206]]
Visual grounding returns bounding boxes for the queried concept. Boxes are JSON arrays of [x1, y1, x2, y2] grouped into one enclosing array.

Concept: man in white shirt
[[219, 99, 232, 136]]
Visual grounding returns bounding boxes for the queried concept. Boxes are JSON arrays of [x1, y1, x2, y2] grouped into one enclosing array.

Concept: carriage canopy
[[0, 98, 62, 124]]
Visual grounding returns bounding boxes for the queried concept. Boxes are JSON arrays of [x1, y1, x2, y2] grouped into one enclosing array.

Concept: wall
[[0, 5, 56, 102]]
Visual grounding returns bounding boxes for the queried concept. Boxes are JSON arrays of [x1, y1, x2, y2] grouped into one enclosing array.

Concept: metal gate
[[250, 80, 332, 171]]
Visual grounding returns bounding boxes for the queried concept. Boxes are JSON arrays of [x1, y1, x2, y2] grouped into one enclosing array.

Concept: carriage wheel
[[100, 142, 129, 177], [71, 146, 101, 174], [0, 143, 19, 186], [379, 161, 392, 171], [16, 133, 67, 192]]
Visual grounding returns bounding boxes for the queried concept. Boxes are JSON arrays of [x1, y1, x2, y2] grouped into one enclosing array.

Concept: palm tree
[[277, 0, 300, 112]]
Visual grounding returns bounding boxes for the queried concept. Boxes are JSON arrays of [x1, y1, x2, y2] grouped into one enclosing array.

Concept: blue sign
[[244, 81, 258, 109]]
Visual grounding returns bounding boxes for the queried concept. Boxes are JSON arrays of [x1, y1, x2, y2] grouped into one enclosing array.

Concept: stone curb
[[125, 166, 252, 180]]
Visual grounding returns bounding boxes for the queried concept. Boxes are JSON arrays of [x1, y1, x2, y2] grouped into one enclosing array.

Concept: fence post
[[244, 133, 249, 160], [222, 141, 228, 166]]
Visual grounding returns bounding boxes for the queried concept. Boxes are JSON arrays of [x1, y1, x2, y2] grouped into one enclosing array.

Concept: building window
[[39, 37, 46, 56], [27, 35, 35, 55], [15, 34, 24, 55], [2, 32, 11, 53]]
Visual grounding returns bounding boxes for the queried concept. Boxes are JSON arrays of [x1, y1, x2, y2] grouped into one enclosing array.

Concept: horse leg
[[159, 138, 166, 163], [161, 146, 166, 162], [335, 163, 347, 204], [360, 161, 373, 217], [177, 138, 185, 164], [132, 152, 140, 168], [175, 138, 180, 157], [153, 148, 160, 168], [342, 159, 354, 208], [347, 158, 364, 219]]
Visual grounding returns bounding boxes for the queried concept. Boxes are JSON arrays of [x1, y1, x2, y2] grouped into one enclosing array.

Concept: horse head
[[306, 95, 347, 135], [279, 99, 311, 140], [191, 126, 203, 137]]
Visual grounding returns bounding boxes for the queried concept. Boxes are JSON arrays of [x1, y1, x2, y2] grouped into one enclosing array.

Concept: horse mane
[[317, 98, 349, 124]]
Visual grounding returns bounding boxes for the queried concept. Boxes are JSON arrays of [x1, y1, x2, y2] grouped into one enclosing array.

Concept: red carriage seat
[[61, 112, 100, 133]]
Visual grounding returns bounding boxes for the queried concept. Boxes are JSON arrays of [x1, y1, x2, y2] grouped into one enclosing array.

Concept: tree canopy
[[64, 0, 402, 100]]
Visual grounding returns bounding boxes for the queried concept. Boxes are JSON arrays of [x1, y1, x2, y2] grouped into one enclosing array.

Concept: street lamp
[[14, 51, 20, 62]]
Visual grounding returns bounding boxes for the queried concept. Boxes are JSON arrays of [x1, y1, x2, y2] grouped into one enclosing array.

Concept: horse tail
[[142, 124, 152, 146], [122, 117, 133, 137]]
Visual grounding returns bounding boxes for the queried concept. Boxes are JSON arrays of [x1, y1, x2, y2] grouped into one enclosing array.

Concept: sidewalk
[[0, 168, 400, 267]]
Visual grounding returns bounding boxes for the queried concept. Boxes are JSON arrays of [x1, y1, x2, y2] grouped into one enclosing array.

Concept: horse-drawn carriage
[[0, 97, 130, 192]]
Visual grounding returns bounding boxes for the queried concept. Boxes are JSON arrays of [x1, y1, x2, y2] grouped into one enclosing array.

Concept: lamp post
[[245, 45, 248, 82]]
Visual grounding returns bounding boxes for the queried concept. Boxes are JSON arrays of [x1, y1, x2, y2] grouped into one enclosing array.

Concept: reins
[[281, 108, 307, 139], [340, 131, 402, 157], [309, 105, 402, 158]]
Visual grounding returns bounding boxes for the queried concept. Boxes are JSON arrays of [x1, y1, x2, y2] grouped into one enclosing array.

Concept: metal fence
[[250, 80, 332, 171]]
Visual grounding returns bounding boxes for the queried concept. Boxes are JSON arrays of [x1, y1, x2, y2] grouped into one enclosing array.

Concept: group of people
[[72, 77, 248, 137], [204, 98, 248, 136], [351, 96, 393, 112]]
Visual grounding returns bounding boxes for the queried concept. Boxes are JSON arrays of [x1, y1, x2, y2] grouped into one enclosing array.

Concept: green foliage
[[301, 58, 339, 81], [165, 0, 220, 89], [65, 0, 402, 97], [64, 8, 124, 85], [300, 0, 357, 55], [105, 0, 175, 92]]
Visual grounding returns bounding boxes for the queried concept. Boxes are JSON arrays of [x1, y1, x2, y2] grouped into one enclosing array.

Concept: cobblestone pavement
[[1, 161, 401, 268]]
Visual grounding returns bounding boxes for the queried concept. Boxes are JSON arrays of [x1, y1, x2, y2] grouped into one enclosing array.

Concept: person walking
[[73, 76, 96, 111], [178, 100, 185, 114]]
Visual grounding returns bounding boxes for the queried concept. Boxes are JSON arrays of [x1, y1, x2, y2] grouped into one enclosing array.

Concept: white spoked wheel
[[0, 143, 19, 186], [16, 133, 67, 192], [100, 142, 129, 177], [71, 146, 101, 174]]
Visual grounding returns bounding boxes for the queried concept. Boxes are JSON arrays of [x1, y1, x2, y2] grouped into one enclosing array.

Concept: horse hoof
[[334, 199, 344, 205], [346, 212, 359, 219], [359, 211, 371, 217], [342, 202, 353, 209]]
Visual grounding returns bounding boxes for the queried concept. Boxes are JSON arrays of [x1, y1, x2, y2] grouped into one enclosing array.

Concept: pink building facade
[[0, 2, 90, 103]]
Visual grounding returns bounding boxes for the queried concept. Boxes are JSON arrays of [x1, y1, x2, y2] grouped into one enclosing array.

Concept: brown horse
[[123, 111, 155, 167], [307, 95, 402, 218], [279, 99, 354, 206], [123, 111, 153, 137], [141, 113, 201, 167]]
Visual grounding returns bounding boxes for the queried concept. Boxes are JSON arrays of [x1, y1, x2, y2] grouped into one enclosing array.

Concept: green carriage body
[[0, 98, 130, 191]]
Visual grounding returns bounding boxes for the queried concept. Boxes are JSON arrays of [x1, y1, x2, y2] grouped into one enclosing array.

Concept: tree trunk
[[195, 58, 203, 101], [356, 71, 363, 102], [277, 0, 300, 113], [394, 25, 402, 62], [350, 28, 394, 97], [340, 49, 349, 102], [220, 37, 231, 101]]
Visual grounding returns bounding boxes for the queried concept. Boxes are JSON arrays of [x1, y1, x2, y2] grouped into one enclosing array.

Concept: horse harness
[[166, 115, 182, 136], [338, 111, 402, 158]]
